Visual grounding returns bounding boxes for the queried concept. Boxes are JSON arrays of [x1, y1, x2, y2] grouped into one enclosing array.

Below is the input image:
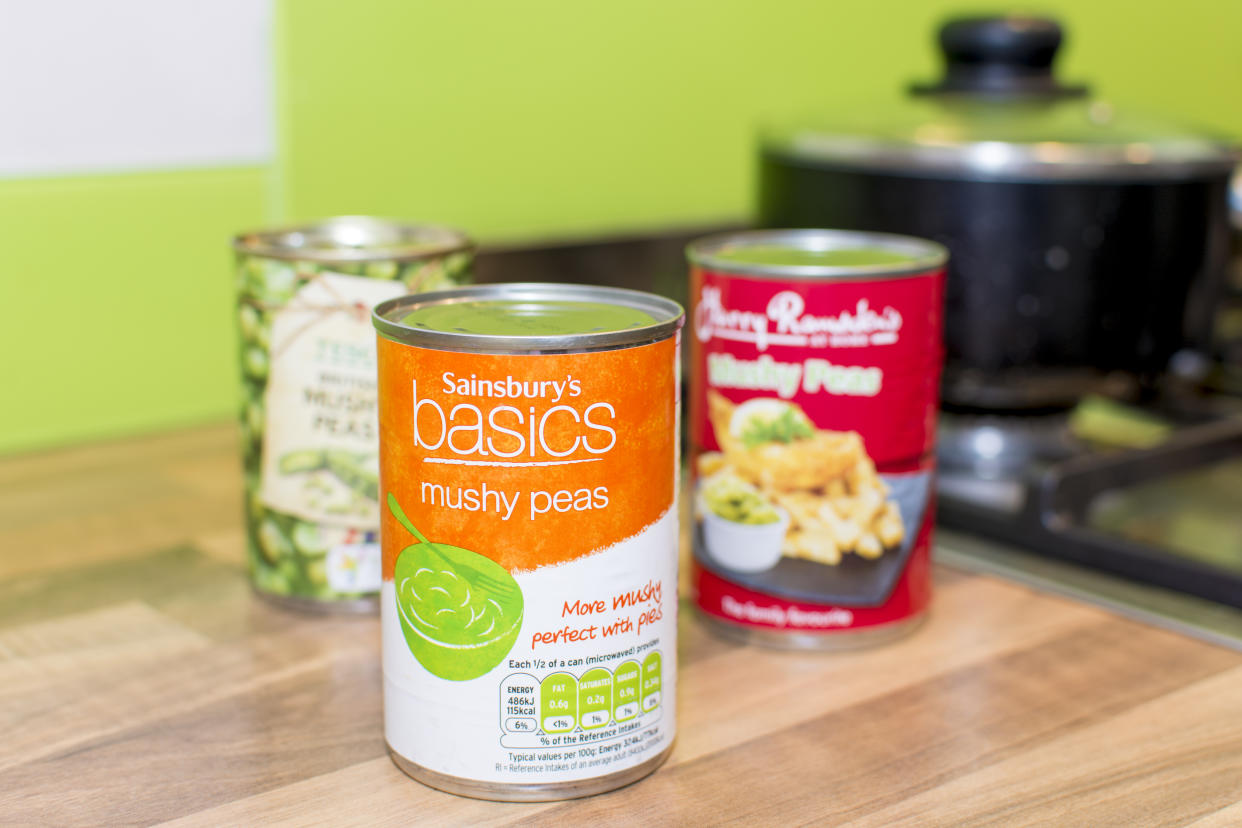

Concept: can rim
[[686, 228, 948, 280], [372, 283, 686, 353], [233, 216, 473, 263]]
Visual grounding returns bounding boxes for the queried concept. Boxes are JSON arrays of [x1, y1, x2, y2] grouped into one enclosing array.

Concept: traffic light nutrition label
[[498, 649, 665, 772]]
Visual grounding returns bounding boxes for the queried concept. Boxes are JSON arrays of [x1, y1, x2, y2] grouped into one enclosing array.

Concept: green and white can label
[[234, 219, 472, 607]]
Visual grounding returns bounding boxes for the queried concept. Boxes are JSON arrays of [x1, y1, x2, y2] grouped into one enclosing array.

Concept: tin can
[[233, 217, 473, 612], [686, 229, 947, 648], [373, 283, 684, 800]]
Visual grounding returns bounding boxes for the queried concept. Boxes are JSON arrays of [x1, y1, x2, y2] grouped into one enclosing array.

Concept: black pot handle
[[910, 16, 1088, 99]]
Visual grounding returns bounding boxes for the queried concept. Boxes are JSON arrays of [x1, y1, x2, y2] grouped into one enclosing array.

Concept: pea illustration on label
[[279, 449, 380, 517], [388, 493, 525, 681]]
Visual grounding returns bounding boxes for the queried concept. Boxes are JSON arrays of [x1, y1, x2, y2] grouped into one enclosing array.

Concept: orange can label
[[378, 340, 676, 574], [377, 333, 679, 785]]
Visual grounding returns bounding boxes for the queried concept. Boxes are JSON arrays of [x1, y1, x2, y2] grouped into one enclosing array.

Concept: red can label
[[690, 264, 945, 635]]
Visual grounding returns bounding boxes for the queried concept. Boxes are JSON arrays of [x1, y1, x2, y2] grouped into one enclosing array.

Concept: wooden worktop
[[4, 424, 1242, 826]]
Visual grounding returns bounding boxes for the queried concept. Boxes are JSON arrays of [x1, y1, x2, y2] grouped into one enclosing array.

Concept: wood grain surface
[[3, 424, 1241, 826]]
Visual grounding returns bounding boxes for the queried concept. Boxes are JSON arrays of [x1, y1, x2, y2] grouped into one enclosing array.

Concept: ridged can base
[[696, 606, 927, 651], [253, 587, 378, 615], [386, 743, 674, 802]]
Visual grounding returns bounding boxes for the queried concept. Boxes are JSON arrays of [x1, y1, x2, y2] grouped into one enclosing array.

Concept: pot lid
[[765, 17, 1240, 182]]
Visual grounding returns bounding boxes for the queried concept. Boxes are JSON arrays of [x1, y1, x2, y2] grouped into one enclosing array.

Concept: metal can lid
[[687, 229, 948, 280], [232, 216, 472, 263], [373, 283, 685, 354]]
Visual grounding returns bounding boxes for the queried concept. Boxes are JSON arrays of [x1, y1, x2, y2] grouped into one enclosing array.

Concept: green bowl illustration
[[388, 494, 524, 681]]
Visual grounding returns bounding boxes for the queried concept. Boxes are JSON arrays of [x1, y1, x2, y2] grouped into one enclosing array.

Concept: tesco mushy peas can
[[687, 229, 947, 648], [372, 283, 684, 800], [233, 217, 472, 612]]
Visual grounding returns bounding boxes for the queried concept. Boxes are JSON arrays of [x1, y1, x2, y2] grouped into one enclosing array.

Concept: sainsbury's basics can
[[687, 229, 947, 648], [372, 283, 684, 800]]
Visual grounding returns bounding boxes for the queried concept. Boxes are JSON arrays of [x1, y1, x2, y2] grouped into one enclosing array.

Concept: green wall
[[277, 0, 1242, 238], [0, 169, 268, 454], [3, 0, 1240, 454]]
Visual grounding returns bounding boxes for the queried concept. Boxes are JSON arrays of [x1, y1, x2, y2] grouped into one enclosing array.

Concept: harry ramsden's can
[[372, 283, 684, 800], [233, 217, 472, 613], [686, 229, 947, 648]]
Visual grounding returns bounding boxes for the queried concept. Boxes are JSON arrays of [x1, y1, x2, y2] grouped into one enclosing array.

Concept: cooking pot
[[759, 16, 1240, 410]]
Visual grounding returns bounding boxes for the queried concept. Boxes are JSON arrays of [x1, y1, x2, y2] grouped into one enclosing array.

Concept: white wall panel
[[0, 0, 273, 177]]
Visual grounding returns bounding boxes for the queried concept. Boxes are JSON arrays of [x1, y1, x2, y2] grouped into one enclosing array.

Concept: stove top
[[936, 400, 1242, 610]]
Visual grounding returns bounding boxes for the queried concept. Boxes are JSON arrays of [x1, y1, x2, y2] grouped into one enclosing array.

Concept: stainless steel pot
[[759, 16, 1240, 410]]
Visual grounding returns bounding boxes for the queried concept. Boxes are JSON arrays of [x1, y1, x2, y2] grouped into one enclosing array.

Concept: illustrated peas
[[245, 399, 264, 441], [444, 251, 471, 276], [246, 487, 266, 524], [366, 261, 398, 280], [292, 521, 328, 556], [278, 556, 302, 588], [279, 450, 326, 474], [239, 304, 261, 342], [243, 347, 268, 381], [326, 450, 379, 500], [304, 558, 328, 588], [254, 312, 272, 350], [250, 260, 298, 303], [253, 565, 291, 596], [257, 518, 292, 565], [329, 262, 363, 277]]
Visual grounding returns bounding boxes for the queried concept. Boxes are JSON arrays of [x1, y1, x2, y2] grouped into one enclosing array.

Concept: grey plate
[[694, 472, 931, 607]]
